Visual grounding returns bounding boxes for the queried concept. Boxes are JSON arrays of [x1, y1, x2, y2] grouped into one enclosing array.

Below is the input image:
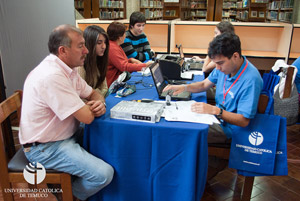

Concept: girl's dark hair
[[107, 22, 127, 41], [83, 25, 109, 88], [216, 21, 235, 34]]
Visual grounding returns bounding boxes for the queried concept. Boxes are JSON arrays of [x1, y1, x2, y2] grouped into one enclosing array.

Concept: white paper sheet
[[163, 100, 220, 125]]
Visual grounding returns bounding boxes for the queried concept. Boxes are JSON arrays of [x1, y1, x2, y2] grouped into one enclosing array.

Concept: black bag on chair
[[273, 83, 299, 125]]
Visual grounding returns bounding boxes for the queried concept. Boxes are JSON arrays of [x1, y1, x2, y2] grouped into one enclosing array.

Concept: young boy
[[121, 11, 154, 62]]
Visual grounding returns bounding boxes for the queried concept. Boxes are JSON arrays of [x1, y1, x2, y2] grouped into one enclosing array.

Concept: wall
[[0, 0, 75, 96], [126, 0, 140, 19], [293, 0, 300, 23]]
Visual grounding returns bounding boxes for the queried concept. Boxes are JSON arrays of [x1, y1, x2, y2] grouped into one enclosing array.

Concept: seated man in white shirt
[[19, 24, 114, 201]]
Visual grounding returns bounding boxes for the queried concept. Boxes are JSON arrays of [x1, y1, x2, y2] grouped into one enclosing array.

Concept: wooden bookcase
[[266, 0, 294, 23], [190, 0, 208, 21], [236, 0, 268, 22], [163, 0, 191, 20], [222, 0, 237, 22], [74, 0, 92, 18], [140, 0, 164, 20], [92, 0, 126, 19]]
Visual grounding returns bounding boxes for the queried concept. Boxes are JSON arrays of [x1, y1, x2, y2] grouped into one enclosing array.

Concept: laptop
[[177, 45, 203, 71], [150, 61, 191, 101]]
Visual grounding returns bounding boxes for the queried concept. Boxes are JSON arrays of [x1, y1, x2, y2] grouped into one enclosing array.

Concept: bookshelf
[[222, 0, 237, 22], [266, 0, 294, 23], [140, 0, 164, 20], [190, 0, 209, 21], [92, 0, 126, 19], [163, 0, 191, 20], [74, 0, 92, 18], [236, 0, 268, 22]]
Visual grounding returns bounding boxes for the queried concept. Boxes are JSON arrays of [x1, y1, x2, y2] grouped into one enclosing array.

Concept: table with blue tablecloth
[[83, 72, 209, 201]]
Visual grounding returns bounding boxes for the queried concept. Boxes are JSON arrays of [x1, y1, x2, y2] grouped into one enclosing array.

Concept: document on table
[[163, 100, 220, 125]]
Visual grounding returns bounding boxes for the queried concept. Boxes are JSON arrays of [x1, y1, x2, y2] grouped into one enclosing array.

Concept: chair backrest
[[262, 72, 280, 94], [0, 91, 22, 171]]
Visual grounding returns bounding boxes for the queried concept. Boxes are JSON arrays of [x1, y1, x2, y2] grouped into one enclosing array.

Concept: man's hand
[[86, 100, 106, 117], [162, 84, 185, 96], [191, 102, 218, 115]]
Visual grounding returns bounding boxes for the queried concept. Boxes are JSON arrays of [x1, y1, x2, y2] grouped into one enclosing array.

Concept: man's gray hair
[[48, 24, 83, 55]]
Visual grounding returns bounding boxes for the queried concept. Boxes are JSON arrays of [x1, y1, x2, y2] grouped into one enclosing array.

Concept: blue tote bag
[[228, 114, 282, 175], [237, 116, 288, 176]]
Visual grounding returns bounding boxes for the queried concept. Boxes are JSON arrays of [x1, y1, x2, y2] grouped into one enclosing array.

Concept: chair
[[208, 93, 272, 201], [0, 90, 73, 201]]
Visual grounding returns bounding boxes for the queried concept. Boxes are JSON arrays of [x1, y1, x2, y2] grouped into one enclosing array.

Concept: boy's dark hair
[[208, 33, 241, 59], [129, 11, 146, 29], [216, 21, 235, 35], [107, 22, 127, 41]]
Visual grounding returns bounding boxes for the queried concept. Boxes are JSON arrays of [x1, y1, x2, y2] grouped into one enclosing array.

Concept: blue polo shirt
[[292, 57, 300, 94], [208, 56, 263, 138]]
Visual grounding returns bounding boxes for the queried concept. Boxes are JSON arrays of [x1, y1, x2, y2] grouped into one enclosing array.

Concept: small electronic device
[[149, 61, 191, 101], [110, 101, 164, 123], [158, 44, 194, 81], [177, 45, 203, 71]]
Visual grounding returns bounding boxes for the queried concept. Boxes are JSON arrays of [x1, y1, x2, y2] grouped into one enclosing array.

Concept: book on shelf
[[251, 0, 268, 3], [149, 1, 153, 7], [223, 2, 236, 8], [251, 10, 257, 17], [74, 0, 84, 8], [165, 10, 176, 17], [141, 0, 149, 7], [259, 11, 265, 18], [99, 0, 124, 8], [100, 10, 124, 19]]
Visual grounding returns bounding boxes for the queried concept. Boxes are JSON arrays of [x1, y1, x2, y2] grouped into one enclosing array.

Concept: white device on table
[[110, 101, 164, 123]]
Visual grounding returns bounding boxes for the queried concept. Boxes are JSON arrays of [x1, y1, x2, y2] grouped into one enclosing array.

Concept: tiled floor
[[1, 124, 300, 201]]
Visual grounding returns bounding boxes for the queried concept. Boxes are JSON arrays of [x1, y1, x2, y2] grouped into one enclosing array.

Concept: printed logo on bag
[[249, 131, 264, 146], [23, 162, 46, 185]]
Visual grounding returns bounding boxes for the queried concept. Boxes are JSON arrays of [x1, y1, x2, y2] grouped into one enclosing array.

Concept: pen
[[175, 102, 178, 110]]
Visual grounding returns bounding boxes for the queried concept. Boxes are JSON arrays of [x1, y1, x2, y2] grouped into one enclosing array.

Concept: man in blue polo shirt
[[163, 33, 263, 179]]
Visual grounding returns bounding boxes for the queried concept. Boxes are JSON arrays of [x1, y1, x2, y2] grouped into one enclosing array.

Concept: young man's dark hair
[[216, 21, 235, 35], [208, 33, 242, 60], [129, 11, 146, 29]]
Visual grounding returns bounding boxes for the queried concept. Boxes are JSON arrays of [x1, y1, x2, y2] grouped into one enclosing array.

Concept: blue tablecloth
[[84, 72, 209, 201]]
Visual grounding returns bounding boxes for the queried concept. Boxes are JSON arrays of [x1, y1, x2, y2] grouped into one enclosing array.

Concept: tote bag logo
[[249, 131, 264, 146], [23, 162, 46, 185]]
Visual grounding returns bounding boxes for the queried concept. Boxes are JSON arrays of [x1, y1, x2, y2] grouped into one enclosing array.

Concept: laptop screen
[[150, 62, 166, 92]]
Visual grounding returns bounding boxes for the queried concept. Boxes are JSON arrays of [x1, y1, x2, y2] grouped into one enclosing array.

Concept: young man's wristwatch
[[216, 107, 223, 119]]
